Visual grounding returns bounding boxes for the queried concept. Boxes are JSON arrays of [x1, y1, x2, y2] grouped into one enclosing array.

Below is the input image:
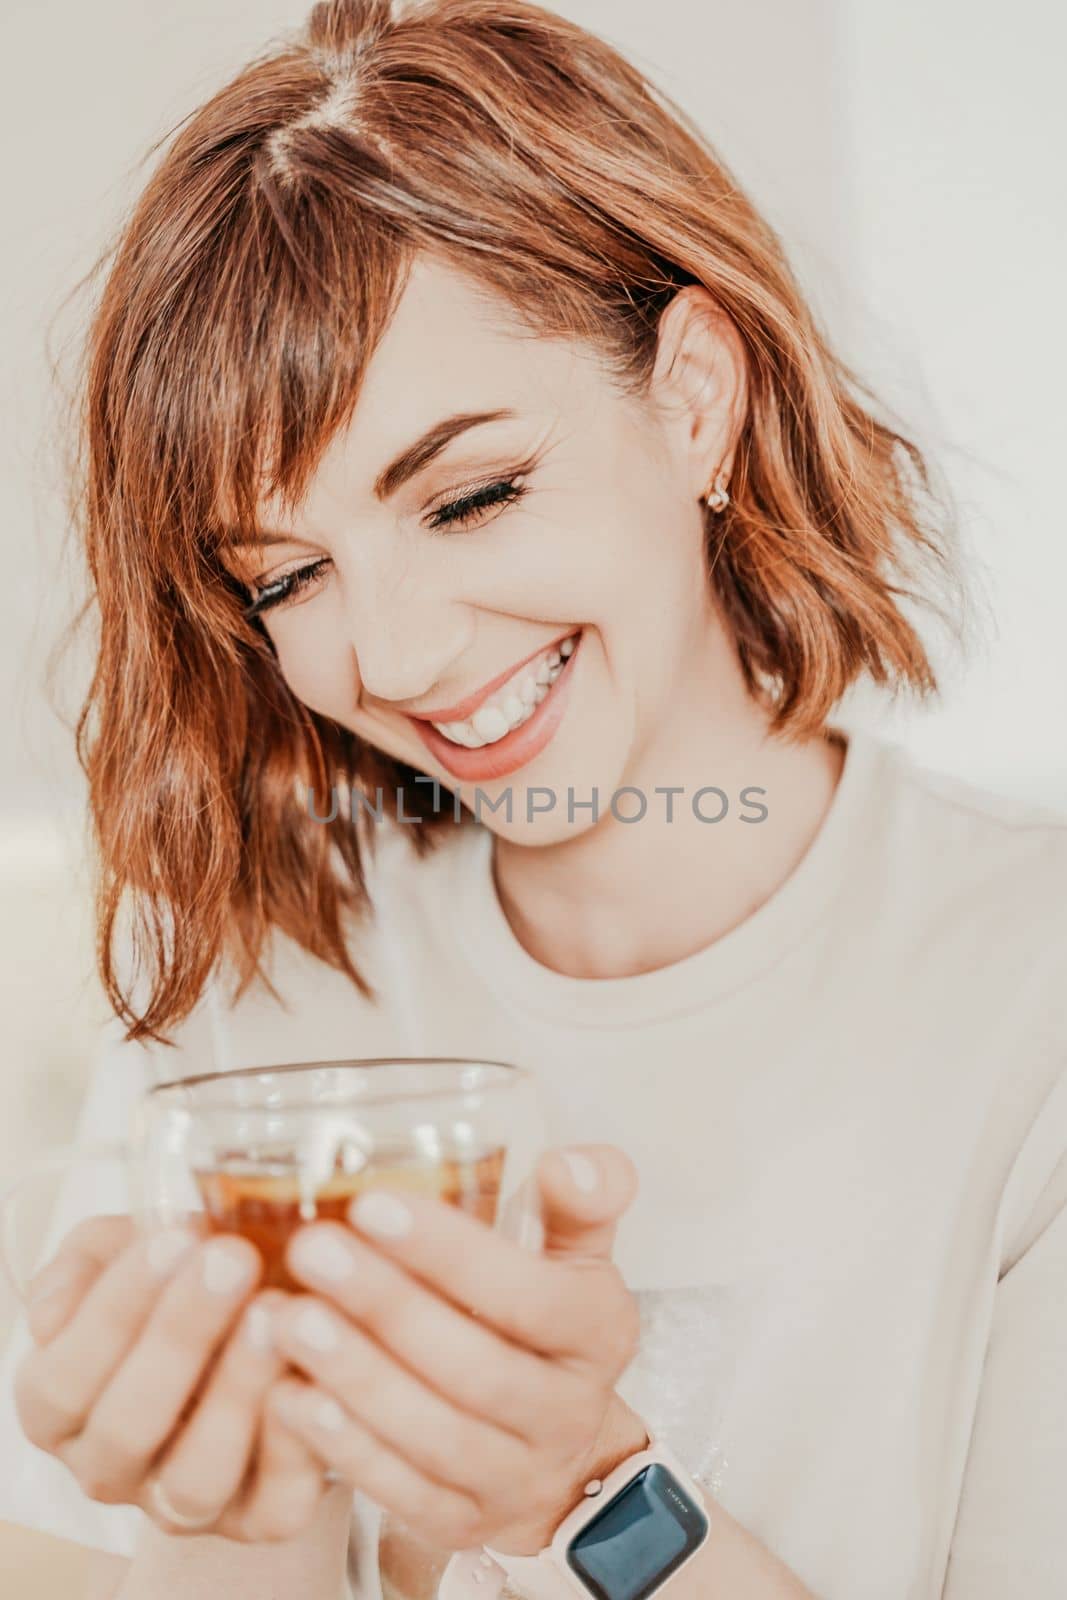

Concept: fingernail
[[243, 1301, 275, 1352], [293, 1303, 339, 1353], [350, 1190, 413, 1239], [289, 1230, 355, 1283], [146, 1227, 199, 1276], [561, 1150, 599, 1193], [201, 1241, 255, 1295]]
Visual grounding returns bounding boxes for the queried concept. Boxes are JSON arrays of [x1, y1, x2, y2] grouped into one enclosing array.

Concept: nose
[[342, 564, 473, 710]]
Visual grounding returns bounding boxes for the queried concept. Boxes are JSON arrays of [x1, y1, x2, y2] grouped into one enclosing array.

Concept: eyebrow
[[220, 408, 518, 550]]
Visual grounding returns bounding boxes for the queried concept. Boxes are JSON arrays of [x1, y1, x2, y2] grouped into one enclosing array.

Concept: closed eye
[[242, 557, 331, 621], [426, 475, 528, 531], [241, 475, 529, 620]]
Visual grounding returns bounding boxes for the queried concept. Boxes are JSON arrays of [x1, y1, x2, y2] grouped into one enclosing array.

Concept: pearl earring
[[703, 469, 730, 513]]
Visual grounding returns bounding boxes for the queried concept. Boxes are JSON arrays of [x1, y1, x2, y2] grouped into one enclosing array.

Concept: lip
[[407, 628, 579, 725], [407, 630, 583, 783]]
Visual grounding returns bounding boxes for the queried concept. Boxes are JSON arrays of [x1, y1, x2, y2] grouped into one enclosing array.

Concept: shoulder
[[866, 729, 1067, 942], [858, 733, 1067, 1242], [867, 726, 1067, 1078], [882, 731, 1067, 840]]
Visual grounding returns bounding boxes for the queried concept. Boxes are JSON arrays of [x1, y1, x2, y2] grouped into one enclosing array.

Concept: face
[[222, 254, 745, 846]]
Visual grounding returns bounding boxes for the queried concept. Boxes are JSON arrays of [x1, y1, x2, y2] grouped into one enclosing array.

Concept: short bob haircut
[[65, 0, 963, 1044]]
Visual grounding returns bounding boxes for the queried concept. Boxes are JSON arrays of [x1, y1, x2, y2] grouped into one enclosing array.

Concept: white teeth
[[472, 705, 510, 742], [430, 632, 579, 748]]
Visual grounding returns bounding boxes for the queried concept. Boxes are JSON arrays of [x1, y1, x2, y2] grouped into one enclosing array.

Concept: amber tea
[[195, 1142, 506, 1290]]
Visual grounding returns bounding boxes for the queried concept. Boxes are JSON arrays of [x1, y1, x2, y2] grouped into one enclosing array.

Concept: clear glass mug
[[1, 1057, 546, 1598]]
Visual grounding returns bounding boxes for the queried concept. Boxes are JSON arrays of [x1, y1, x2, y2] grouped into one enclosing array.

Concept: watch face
[[565, 1464, 710, 1600]]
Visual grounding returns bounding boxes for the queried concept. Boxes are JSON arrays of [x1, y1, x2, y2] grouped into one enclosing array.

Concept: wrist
[[539, 1394, 651, 1548], [485, 1424, 710, 1600], [578, 1393, 652, 1489]]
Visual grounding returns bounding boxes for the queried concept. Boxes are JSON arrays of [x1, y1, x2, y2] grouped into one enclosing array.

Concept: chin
[[452, 736, 626, 847]]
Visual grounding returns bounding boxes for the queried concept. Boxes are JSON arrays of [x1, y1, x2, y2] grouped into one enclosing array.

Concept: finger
[[300, 1177, 629, 1361], [536, 1145, 640, 1260], [285, 1222, 571, 1429], [269, 1378, 483, 1553], [15, 1226, 200, 1452], [26, 1256, 106, 1349], [60, 1236, 261, 1498], [142, 1289, 285, 1528], [227, 1381, 331, 1544], [33, 1215, 136, 1280], [273, 1294, 524, 1492], [26, 1216, 136, 1346]]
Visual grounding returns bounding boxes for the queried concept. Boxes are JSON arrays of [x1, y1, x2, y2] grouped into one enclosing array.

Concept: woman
[[2, 0, 1065, 1595]]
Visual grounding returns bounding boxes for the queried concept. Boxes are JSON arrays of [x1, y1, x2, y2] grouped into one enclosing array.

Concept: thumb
[[536, 1144, 639, 1261]]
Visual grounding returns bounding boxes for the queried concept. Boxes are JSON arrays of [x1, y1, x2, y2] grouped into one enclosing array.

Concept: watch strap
[[438, 1544, 576, 1600], [439, 1429, 705, 1600], [436, 1543, 512, 1599]]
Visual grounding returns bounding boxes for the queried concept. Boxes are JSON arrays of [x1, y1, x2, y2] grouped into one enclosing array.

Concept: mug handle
[[0, 1140, 131, 1304]]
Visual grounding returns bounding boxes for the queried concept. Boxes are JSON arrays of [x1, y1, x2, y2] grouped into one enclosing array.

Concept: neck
[[489, 633, 847, 982]]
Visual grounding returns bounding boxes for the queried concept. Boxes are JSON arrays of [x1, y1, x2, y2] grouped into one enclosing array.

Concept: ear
[[648, 286, 748, 503]]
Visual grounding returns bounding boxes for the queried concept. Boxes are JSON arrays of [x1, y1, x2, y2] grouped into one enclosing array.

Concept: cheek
[[591, 496, 669, 615], [271, 625, 355, 719]]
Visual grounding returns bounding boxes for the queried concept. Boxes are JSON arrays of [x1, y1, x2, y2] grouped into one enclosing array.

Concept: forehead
[[368, 253, 536, 390], [255, 254, 592, 526]]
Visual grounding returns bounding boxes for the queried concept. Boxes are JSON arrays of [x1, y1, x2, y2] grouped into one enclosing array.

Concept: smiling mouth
[[416, 631, 581, 749]]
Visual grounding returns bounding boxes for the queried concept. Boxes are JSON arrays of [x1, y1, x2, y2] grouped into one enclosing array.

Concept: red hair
[[60, 0, 964, 1043]]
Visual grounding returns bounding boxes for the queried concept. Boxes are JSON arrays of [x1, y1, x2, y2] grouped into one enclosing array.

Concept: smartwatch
[[439, 1429, 710, 1600]]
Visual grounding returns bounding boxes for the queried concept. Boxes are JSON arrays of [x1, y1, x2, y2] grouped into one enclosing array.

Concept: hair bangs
[[196, 153, 412, 553]]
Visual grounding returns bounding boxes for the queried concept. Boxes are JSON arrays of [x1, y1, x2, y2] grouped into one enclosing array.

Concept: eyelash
[[241, 475, 530, 621]]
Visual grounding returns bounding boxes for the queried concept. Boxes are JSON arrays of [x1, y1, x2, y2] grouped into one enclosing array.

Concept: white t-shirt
[[2, 721, 1066, 1600]]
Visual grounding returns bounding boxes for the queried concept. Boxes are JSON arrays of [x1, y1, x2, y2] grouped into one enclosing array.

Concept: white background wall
[[840, 0, 1067, 790], [2, 0, 1065, 1329]]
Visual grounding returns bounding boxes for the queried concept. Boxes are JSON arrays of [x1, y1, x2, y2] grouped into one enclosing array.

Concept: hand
[[14, 1214, 328, 1542], [266, 1143, 650, 1558]]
